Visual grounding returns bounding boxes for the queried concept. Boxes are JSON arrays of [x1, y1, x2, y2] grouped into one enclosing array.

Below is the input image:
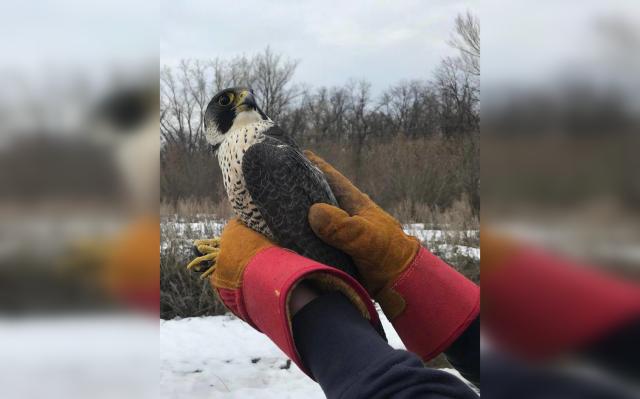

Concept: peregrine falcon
[[187, 87, 357, 278]]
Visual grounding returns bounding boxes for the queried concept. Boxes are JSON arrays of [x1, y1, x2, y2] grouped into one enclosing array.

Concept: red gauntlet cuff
[[483, 247, 640, 360], [216, 247, 381, 376], [389, 247, 480, 361]]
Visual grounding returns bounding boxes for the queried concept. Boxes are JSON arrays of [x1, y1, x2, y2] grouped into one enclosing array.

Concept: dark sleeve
[[482, 353, 637, 399], [292, 292, 478, 399], [443, 316, 480, 388], [581, 317, 640, 383]]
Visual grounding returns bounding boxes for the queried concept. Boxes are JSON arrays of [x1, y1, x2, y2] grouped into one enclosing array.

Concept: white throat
[[231, 109, 269, 131]]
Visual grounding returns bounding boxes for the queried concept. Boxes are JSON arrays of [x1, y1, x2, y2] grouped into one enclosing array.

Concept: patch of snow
[[160, 311, 474, 398], [161, 315, 324, 398], [0, 315, 159, 399], [161, 216, 480, 262], [433, 244, 481, 260]]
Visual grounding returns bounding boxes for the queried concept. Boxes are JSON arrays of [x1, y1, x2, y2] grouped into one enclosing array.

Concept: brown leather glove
[[305, 151, 420, 311], [307, 152, 481, 361], [209, 218, 275, 291]]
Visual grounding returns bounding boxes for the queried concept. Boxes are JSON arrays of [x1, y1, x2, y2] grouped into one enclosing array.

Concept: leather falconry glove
[[207, 218, 382, 377], [306, 151, 479, 362], [482, 230, 640, 361]]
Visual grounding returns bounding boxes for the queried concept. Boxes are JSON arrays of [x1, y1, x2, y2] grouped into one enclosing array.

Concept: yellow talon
[[186, 251, 219, 271], [194, 238, 221, 248], [200, 265, 216, 279], [196, 244, 218, 254], [186, 236, 222, 277]]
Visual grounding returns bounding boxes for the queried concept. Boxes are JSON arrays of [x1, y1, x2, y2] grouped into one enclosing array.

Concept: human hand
[[305, 151, 420, 307]]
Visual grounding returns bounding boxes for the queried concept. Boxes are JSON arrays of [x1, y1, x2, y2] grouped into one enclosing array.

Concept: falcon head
[[204, 87, 269, 149]]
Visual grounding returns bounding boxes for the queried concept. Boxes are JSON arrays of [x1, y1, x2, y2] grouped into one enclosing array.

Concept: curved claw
[[200, 265, 216, 280], [187, 236, 222, 279], [186, 250, 219, 271]]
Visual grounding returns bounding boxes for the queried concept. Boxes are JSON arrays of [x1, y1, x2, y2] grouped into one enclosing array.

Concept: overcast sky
[[161, 0, 477, 94], [2, 1, 637, 91], [482, 0, 640, 88]]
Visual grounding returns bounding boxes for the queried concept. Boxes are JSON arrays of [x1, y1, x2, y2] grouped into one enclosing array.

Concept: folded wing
[[242, 138, 357, 277]]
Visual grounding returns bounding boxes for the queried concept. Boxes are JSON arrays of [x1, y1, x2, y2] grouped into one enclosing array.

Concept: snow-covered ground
[[161, 314, 322, 398], [160, 311, 474, 398], [0, 315, 159, 399], [1, 313, 475, 398]]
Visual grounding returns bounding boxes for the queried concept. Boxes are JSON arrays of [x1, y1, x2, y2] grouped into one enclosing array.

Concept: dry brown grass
[[389, 195, 478, 231], [160, 219, 227, 319]]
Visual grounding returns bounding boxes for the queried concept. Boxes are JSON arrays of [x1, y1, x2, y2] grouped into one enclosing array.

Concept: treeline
[[161, 12, 480, 220]]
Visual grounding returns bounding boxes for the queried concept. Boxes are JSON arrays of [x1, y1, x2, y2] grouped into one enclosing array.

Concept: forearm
[[443, 316, 480, 388], [382, 247, 480, 371], [292, 291, 477, 399], [482, 243, 640, 361], [580, 317, 640, 382]]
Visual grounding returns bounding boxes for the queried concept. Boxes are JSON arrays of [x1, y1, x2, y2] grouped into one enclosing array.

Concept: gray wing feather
[[242, 138, 357, 277], [262, 125, 300, 149]]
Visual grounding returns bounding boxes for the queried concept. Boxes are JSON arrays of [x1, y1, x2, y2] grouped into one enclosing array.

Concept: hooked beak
[[234, 90, 257, 112]]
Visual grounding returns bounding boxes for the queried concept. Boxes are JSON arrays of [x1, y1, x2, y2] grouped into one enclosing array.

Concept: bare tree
[[345, 80, 372, 183], [380, 80, 437, 137], [434, 57, 478, 135], [160, 43, 480, 214], [448, 11, 480, 77], [252, 47, 300, 121], [161, 64, 193, 151], [431, 11, 480, 136]]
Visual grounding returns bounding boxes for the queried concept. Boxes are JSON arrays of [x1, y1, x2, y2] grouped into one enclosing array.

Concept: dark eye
[[218, 93, 233, 106]]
